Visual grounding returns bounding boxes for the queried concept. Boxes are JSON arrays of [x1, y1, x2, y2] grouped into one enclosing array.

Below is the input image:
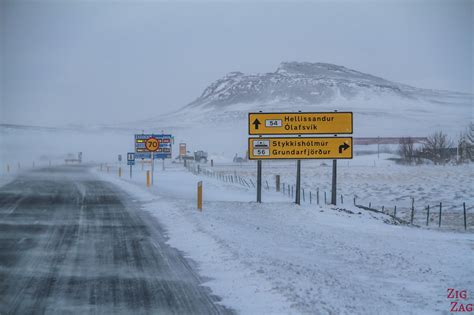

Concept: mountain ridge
[[182, 61, 471, 112]]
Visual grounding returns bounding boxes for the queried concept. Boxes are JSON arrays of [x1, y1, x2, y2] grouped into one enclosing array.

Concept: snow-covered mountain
[[151, 62, 471, 135], [186, 62, 467, 109]]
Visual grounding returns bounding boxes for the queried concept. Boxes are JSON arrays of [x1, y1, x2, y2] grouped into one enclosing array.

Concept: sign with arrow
[[249, 112, 352, 135], [248, 137, 352, 160]]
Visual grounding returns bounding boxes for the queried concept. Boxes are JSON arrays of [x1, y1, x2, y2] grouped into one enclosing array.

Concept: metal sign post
[[151, 152, 155, 185], [257, 160, 262, 203], [127, 152, 135, 179], [331, 159, 337, 205], [295, 160, 301, 205]]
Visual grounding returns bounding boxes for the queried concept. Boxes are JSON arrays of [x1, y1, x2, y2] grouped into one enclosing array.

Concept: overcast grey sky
[[1, 0, 472, 126]]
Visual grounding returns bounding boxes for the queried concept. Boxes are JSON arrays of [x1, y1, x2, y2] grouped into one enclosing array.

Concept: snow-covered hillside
[[142, 62, 472, 136], [187, 62, 470, 110]]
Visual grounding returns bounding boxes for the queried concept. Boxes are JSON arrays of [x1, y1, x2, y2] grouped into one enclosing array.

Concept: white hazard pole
[[151, 152, 155, 185]]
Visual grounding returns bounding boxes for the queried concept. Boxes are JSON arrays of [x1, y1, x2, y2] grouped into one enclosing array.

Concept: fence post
[[197, 181, 203, 211], [394, 206, 397, 218], [324, 191, 327, 205], [118, 167, 122, 178], [353, 196, 356, 206], [426, 205, 430, 226], [310, 191, 312, 204], [382, 205, 384, 213], [410, 198, 415, 224], [317, 188, 320, 205], [369, 202, 371, 208], [438, 202, 442, 227], [463, 202, 467, 230], [302, 188, 305, 202], [340, 194, 343, 204], [288, 184, 290, 197], [275, 175, 280, 192]]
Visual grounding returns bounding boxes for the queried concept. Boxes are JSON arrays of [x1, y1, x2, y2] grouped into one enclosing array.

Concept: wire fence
[[185, 161, 472, 231]]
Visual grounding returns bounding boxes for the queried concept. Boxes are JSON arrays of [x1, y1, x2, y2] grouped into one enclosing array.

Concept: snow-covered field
[[95, 161, 474, 314], [199, 154, 473, 230]]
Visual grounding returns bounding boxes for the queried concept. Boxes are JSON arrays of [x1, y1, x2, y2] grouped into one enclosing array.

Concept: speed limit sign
[[145, 138, 160, 152]]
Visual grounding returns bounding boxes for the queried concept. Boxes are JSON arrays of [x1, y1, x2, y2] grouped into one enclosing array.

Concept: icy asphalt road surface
[[0, 165, 232, 315]]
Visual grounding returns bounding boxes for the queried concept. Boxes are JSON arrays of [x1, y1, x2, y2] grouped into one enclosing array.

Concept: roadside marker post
[[197, 181, 203, 211]]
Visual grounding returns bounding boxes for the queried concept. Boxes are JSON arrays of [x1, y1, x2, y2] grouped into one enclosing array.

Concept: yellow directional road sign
[[249, 112, 352, 135], [248, 137, 353, 160]]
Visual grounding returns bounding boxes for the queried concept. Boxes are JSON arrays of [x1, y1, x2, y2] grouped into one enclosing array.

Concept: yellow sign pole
[[146, 170, 151, 187], [197, 181, 203, 211]]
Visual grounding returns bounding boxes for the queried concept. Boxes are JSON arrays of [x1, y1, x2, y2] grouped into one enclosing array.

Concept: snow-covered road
[[0, 165, 232, 314]]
